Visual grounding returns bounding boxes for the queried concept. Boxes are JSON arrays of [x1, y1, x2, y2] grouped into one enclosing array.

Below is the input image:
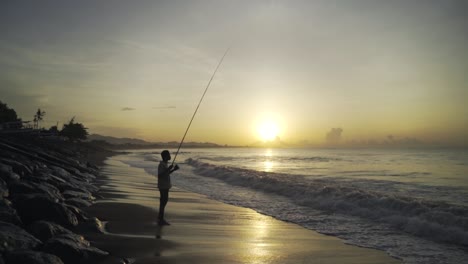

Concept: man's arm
[[160, 164, 179, 175], [168, 164, 180, 174]]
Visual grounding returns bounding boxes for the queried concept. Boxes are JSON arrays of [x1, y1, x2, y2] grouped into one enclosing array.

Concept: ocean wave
[[336, 170, 431, 177], [186, 158, 468, 247], [200, 155, 343, 163]]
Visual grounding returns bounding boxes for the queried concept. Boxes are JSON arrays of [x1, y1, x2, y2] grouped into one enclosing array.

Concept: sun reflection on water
[[263, 149, 274, 172], [263, 160, 274, 172]]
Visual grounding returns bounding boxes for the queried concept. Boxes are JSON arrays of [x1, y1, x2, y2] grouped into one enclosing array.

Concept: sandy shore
[[85, 155, 400, 264]]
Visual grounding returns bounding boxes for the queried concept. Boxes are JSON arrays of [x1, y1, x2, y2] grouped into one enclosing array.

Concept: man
[[157, 150, 179, 225]]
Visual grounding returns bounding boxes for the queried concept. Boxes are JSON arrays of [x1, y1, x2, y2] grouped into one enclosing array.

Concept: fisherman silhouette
[[157, 150, 179, 225], [155, 49, 227, 225]]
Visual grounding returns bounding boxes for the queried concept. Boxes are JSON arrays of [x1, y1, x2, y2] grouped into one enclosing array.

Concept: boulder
[[22, 170, 66, 190], [5, 250, 63, 264], [27, 221, 74, 243], [54, 175, 98, 194], [0, 159, 33, 177], [0, 164, 20, 184], [75, 171, 96, 181], [0, 199, 22, 225], [0, 221, 41, 253], [86, 162, 99, 171], [56, 181, 86, 194], [63, 190, 95, 201], [65, 198, 92, 208], [12, 194, 78, 227], [8, 181, 63, 201], [43, 233, 108, 264], [49, 166, 71, 180], [64, 204, 88, 222], [0, 179, 7, 198], [75, 217, 105, 234]]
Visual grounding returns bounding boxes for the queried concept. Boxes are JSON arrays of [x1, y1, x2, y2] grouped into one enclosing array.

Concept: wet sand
[[85, 155, 400, 264]]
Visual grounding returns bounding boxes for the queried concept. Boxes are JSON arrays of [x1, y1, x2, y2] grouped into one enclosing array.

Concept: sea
[[114, 147, 468, 264]]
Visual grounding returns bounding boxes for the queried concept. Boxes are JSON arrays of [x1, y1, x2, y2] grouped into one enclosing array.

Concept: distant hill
[[87, 134, 223, 148], [88, 134, 153, 145]]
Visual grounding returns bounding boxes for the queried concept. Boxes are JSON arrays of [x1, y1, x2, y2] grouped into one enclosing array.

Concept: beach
[[85, 154, 400, 263]]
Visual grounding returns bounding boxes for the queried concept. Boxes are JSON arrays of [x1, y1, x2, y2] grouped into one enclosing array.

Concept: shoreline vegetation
[[0, 133, 118, 264]]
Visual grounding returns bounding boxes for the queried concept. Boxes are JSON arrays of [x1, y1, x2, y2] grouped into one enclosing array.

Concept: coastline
[[86, 154, 401, 264]]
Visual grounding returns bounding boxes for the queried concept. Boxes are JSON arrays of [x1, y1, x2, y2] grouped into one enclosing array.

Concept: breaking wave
[[186, 158, 468, 247]]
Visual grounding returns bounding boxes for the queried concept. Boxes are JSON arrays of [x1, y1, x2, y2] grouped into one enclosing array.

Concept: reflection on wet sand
[[84, 155, 400, 263]]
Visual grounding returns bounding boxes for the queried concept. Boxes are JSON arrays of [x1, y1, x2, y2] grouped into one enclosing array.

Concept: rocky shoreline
[[0, 135, 117, 264]]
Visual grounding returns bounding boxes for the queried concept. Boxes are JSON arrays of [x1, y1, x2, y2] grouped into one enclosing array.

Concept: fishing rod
[[171, 47, 230, 166]]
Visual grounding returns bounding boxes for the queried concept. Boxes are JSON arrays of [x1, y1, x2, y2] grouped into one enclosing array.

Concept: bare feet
[[158, 219, 171, 226]]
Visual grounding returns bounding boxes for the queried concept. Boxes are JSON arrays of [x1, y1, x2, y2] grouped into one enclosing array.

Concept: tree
[[33, 108, 46, 129], [60, 117, 89, 141], [0, 100, 22, 127]]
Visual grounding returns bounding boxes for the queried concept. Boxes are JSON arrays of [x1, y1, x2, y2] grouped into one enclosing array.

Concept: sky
[[1, 0, 467, 146]]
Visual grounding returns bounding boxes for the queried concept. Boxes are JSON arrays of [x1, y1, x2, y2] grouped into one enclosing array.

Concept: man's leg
[[158, 189, 169, 224]]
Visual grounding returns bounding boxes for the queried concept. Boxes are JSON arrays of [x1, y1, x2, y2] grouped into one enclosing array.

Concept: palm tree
[[33, 108, 46, 129]]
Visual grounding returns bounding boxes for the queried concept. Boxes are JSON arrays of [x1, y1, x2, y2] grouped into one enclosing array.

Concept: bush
[[0, 100, 22, 125], [60, 117, 88, 141]]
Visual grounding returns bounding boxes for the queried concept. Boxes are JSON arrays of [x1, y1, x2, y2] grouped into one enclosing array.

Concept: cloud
[[121, 107, 135, 111], [346, 135, 425, 147], [326, 128, 343, 144], [152, 106, 176, 109], [0, 42, 113, 73]]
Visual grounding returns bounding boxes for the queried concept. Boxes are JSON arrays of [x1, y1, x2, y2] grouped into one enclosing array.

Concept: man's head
[[161, 150, 171, 161]]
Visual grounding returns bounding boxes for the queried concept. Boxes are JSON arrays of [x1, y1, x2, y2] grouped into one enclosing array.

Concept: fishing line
[[171, 47, 230, 166]]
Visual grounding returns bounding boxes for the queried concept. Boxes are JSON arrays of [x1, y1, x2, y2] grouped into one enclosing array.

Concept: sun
[[257, 120, 279, 141]]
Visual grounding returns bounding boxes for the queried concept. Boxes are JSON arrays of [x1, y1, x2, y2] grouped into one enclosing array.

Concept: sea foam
[[186, 158, 468, 247]]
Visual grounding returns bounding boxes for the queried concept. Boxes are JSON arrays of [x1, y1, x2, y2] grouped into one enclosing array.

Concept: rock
[[81, 182, 99, 193], [49, 166, 71, 180], [27, 221, 74, 243], [63, 190, 95, 201], [75, 171, 96, 181], [0, 159, 33, 177], [85, 183, 99, 193], [65, 198, 92, 208], [69, 175, 99, 189], [0, 199, 22, 225], [8, 181, 63, 201], [86, 162, 99, 170], [43, 234, 108, 264], [22, 170, 66, 190], [5, 250, 63, 264], [56, 182, 85, 194], [12, 194, 78, 227], [64, 204, 88, 222], [75, 217, 105, 234], [0, 164, 20, 183], [54, 175, 98, 194], [0, 221, 41, 253], [0, 179, 8, 198], [34, 167, 98, 194]]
